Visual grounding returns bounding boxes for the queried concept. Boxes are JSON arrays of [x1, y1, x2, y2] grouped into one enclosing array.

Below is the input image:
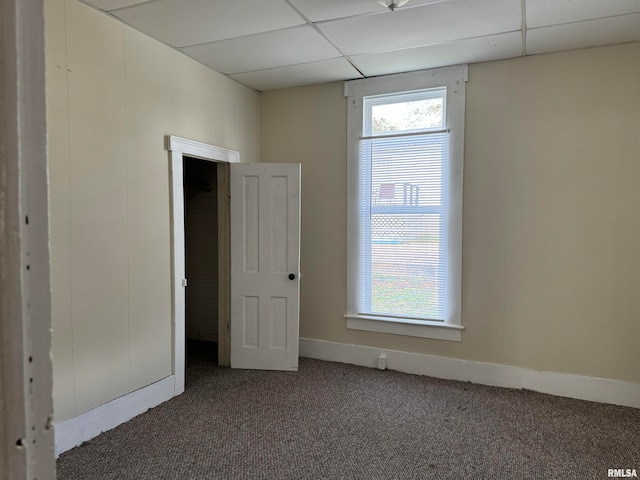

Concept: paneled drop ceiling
[[82, 0, 640, 91]]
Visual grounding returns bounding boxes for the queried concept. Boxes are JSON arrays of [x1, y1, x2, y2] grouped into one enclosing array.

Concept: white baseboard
[[299, 338, 640, 409], [54, 375, 177, 456], [53, 340, 639, 457]]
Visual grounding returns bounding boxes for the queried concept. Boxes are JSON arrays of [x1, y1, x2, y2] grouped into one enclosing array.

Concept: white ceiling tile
[[527, 0, 640, 28], [351, 31, 522, 76], [527, 13, 640, 54], [181, 26, 340, 75], [318, 0, 521, 56], [288, 0, 453, 22], [82, 0, 640, 90], [229, 58, 363, 91], [81, 0, 148, 10], [113, 0, 306, 48], [287, 0, 381, 21]]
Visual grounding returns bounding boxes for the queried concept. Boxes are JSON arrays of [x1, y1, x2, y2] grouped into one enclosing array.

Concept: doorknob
[[288, 273, 296, 280]]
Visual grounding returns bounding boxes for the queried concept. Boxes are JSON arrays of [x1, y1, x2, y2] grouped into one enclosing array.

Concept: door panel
[[230, 163, 301, 370]]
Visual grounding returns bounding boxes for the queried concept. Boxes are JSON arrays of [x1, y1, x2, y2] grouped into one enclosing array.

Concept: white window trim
[[344, 65, 467, 342]]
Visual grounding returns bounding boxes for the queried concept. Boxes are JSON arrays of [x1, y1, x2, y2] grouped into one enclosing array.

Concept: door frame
[[1, 0, 55, 476], [167, 135, 238, 394]]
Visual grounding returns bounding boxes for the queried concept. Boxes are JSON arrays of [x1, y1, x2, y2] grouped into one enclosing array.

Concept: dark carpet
[[57, 346, 640, 480]]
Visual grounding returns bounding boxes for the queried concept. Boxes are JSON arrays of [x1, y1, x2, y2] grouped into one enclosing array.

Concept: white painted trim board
[[54, 376, 176, 457], [299, 338, 640, 410], [1, 0, 54, 477]]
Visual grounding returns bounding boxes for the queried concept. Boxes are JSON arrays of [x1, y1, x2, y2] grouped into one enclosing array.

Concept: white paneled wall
[[45, 0, 259, 423], [66, 0, 131, 415]]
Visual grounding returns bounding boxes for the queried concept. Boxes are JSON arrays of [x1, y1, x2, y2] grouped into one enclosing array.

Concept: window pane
[[360, 133, 449, 321], [371, 98, 444, 135]]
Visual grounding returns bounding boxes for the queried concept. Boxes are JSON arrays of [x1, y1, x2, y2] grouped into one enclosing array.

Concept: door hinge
[[182, 278, 188, 287]]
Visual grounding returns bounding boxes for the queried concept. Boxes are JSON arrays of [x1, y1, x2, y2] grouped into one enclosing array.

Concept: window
[[345, 66, 467, 341]]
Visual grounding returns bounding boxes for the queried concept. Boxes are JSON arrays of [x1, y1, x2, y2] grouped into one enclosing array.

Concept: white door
[[230, 163, 301, 370]]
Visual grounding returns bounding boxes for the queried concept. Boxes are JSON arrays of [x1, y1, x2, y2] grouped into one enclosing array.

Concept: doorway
[[183, 156, 224, 370], [168, 136, 237, 395], [168, 136, 301, 388]]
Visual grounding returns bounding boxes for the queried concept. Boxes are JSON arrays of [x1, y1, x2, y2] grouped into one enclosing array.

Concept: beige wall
[[261, 43, 640, 385], [46, 0, 260, 422], [46, 0, 639, 424]]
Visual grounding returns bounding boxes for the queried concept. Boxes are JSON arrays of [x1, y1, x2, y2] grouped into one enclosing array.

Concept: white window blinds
[[359, 89, 450, 322]]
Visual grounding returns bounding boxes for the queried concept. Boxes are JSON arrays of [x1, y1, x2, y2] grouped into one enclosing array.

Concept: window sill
[[345, 314, 463, 342]]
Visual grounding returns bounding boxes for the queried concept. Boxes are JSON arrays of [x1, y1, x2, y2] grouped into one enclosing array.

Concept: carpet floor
[[57, 348, 640, 480]]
